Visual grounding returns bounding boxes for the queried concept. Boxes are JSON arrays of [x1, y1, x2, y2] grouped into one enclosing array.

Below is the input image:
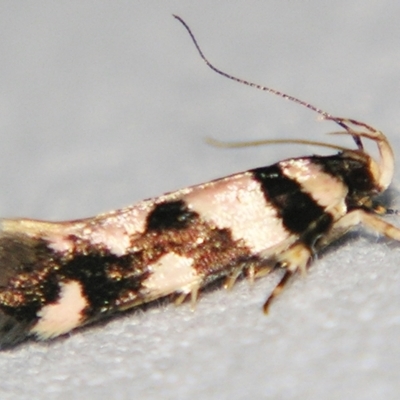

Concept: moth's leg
[[224, 266, 245, 290], [263, 210, 400, 313], [263, 242, 312, 313], [189, 284, 200, 310], [173, 282, 201, 310], [224, 259, 274, 290], [330, 209, 400, 242]]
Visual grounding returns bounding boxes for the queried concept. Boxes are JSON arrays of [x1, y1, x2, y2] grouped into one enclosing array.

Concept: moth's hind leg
[[263, 242, 312, 313], [223, 258, 274, 290]]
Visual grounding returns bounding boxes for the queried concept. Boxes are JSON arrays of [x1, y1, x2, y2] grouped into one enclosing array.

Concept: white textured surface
[[1, 1, 400, 399]]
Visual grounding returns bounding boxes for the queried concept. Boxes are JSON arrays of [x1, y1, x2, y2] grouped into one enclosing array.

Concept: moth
[[0, 15, 398, 349]]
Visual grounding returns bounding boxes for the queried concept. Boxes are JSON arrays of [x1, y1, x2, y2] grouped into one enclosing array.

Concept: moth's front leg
[[331, 209, 400, 242]]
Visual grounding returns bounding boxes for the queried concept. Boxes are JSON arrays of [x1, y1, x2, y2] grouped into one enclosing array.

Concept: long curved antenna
[[173, 15, 363, 150], [206, 136, 350, 152]]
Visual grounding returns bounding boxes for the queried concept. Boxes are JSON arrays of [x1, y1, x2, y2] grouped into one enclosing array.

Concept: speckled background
[[1, 1, 400, 399]]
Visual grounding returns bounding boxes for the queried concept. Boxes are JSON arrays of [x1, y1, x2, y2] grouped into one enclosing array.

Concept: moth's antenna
[[206, 137, 350, 152], [173, 15, 363, 150]]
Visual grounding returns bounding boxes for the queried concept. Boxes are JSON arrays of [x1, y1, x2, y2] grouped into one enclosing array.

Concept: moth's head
[[354, 129, 394, 193], [327, 117, 394, 193]]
